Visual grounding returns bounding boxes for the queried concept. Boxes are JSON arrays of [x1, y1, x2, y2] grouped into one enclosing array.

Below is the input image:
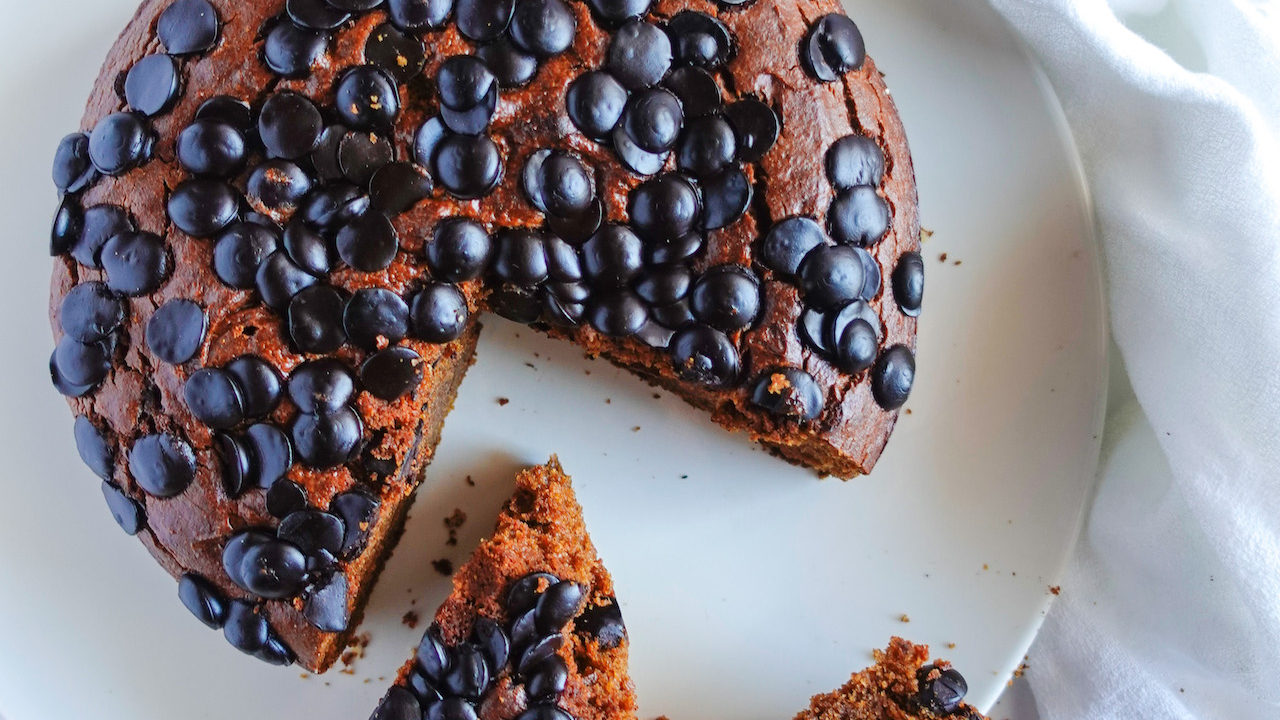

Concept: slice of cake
[[796, 638, 987, 720], [370, 458, 636, 720]]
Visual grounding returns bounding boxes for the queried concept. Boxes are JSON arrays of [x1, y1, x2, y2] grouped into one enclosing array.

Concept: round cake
[[46, 0, 922, 671]]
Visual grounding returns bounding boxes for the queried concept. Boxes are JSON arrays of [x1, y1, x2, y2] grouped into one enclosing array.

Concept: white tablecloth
[[985, 0, 1280, 717]]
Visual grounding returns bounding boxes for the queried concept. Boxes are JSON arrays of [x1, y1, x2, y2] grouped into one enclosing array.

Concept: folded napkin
[[983, 0, 1280, 717]]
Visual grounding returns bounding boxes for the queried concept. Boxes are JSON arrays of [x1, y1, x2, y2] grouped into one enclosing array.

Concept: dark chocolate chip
[[213, 222, 280, 289], [548, 197, 603, 244], [416, 624, 453, 680], [145, 299, 206, 365], [74, 416, 114, 479], [336, 211, 399, 272], [509, 0, 575, 57], [71, 204, 132, 268], [750, 367, 824, 421], [279, 509, 346, 555], [101, 481, 145, 535], [476, 38, 539, 87], [825, 298, 880, 350], [266, 478, 308, 518], [256, 250, 319, 309], [650, 297, 694, 330], [799, 244, 865, 309], [387, 0, 453, 31], [517, 634, 564, 676], [360, 346, 424, 401], [428, 698, 479, 720], [288, 358, 356, 413], [222, 530, 273, 589], [281, 219, 333, 277], [300, 183, 371, 229], [828, 186, 889, 246], [255, 635, 296, 666], [264, 20, 329, 78], [799, 306, 831, 356], [507, 572, 560, 615], [223, 600, 270, 654], [589, 290, 648, 336], [60, 282, 125, 343], [196, 95, 253, 130], [303, 571, 350, 633], [535, 580, 583, 633], [836, 318, 878, 373], [52, 133, 96, 193], [237, 537, 309, 598], [892, 251, 924, 317], [178, 573, 227, 629], [49, 349, 96, 398], [215, 432, 253, 497], [440, 86, 498, 134], [406, 669, 445, 706], [490, 285, 543, 323], [581, 224, 643, 288], [410, 283, 470, 343], [101, 231, 170, 296], [802, 14, 865, 82], [629, 173, 701, 241], [259, 91, 324, 159], [677, 115, 735, 178], [52, 336, 112, 388], [608, 20, 672, 89], [827, 134, 884, 190], [336, 66, 401, 130], [292, 407, 363, 468], [455, 0, 514, 41], [667, 11, 733, 68], [699, 166, 751, 230], [338, 131, 394, 187], [514, 706, 572, 720], [524, 150, 595, 218], [585, 0, 650, 25], [426, 218, 492, 282], [566, 71, 627, 140], [331, 489, 380, 557], [369, 162, 433, 214], [372, 686, 422, 720], [366, 23, 428, 82], [177, 119, 247, 177], [287, 0, 351, 30], [128, 433, 196, 498], [344, 288, 409, 349], [635, 266, 691, 306], [724, 98, 779, 162], [670, 324, 738, 386], [578, 598, 626, 649], [247, 423, 294, 489], [871, 345, 915, 410], [184, 367, 246, 429], [623, 87, 684, 153], [88, 112, 153, 176], [662, 66, 720, 119], [644, 232, 703, 266], [226, 355, 283, 419], [690, 264, 760, 330], [51, 197, 84, 256], [247, 160, 313, 218], [472, 617, 510, 670], [761, 217, 825, 278], [433, 134, 502, 199], [916, 665, 969, 714], [124, 54, 181, 116], [493, 229, 549, 286], [168, 178, 240, 237], [288, 284, 349, 353], [611, 124, 669, 176], [444, 644, 490, 699], [157, 0, 220, 55], [525, 655, 569, 701], [855, 245, 882, 300]]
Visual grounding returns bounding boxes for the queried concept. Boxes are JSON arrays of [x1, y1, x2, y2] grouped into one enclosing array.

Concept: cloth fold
[[982, 0, 1280, 717]]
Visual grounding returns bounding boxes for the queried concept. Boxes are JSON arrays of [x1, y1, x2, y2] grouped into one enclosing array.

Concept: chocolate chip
[[365, 23, 427, 83], [535, 580, 583, 633], [855, 245, 882, 300], [677, 116, 735, 178], [916, 665, 968, 714], [507, 572, 560, 615], [369, 162, 433, 214], [523, 150, 595, 218], [287, 0, 351, 30], [387, 0, 454, 31], [623, 87, 684, 153], [196, 95, 253, 130], [590, 290, 649, 336], [644, 232, 703, 266], [303, 571, 350, 632], [406, 670, 444, 706], [178, 573, 227, 629], [222, 356, 282, 420], [667, 11, 732, 68], [169, 178, 240, 237], [629, 174, 701, 241], [509, 607, 539, 652], [724, 98, 779, 162], [292, 407, 363, 468], [444, 644, 490, 699], [60, 282, 125, 344], [433, 134, 502, 198], [802, 14, 865, 82], [635, 266, 690, 306], [416, 624, 453, 680], [413, 116, 448, 168], [101, 231, 170, 296], [341, 288, 408, 349], [826, 299, 880, 350], [280, 220, 332, 277], [146, 299, 206, 364], [410, 283, 470, 342], [585, 0, 650, 25], [514, 706, 571, 720], [361, 346, 424, 401], [50, 198, 83, 256], [608, 20, 672, 89], [73, 416, 114, 480], [425, 218, 492, 282], [289, 359, 356, 414], [828, 186, 889, 246], [892, 251, 924, 317], [239, 538, 309, 598], [129, 433, 196, 498], [670, 324, 738, 386], [836, 318, 877, 373], [257, 250, 319, 309], [493, 229, 549, 286], [372, 686, 422, 720], [578, 598, 626, 649], [301, 183, 371, 228], [662, 66, 721, 119], [264, 20, 329, 78], [611, 124, 668, 176], [177, 119, 247, 177], [548, 197, 603, 244], [566, 71, 627, 140], [337, 211, 399, 272], [578, 224, 640, 288], [52, 336, 112, 388], [337, 66, 401, 130], [264, 479, 306, 518], [690, 265, 760, 331], [525, 656, 568, 701], [88, 112, 153, 176], [157, 0, 220, 55], [255, 635, 296, 666], [456, 0, 514, 41], [214, 222, 281, 288], [246, 423, 294, 489], [700, 166, 751, 230], [517, 634, 564, 676], [490, 285, 543, 323], [288, 284, 349, 353], [259, 92, 324, 159], [336, 132, 393, 187], [184, 368, 246, 429], [429, 698, 479, 720], [247, 160, 313, 218], [798, 305, 831, 356], [222, 530, 273, 590], [223, 599, 269, 653], [827, 134, 884, 190], [441, 87, 499, 134], [101, 481, 145, 535], [472, 617, 510, 670], [750, 368, 824, 421], [761, 217, 825, 278], [799, 244, 865, 309], [215, 432, 253, 497], [330, 489, 379, 557], [70, 204, 132, 268], [871, 345, 915, 410], [49, 349, 96, 398], [544, 235, 582, 282], [509, 0, 575, 57], [476, 38, 539, 87], [279, 509, 346, 556], [124, 54, 181, 116], [52, 133, 97, 193]]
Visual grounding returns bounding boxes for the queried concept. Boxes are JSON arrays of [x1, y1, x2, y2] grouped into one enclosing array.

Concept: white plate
[[0, 0, 1106, 717]]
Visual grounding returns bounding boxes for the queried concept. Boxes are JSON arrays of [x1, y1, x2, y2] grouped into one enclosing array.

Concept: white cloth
[[982, 0, 1280, 717]]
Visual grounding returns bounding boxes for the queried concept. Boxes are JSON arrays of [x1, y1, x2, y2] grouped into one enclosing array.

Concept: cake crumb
[[938, 252, 948, 262], [465, 475, 475, 486], [300, 673, 310, 679], [444, 508, 467, 546], [953, 259, 962, 266], [605, 398, 611, 404], [402, 611, 420, 629], [983, 563, 989, 570], [899, 614, 910, 623], [921, 228, 935, 241], [432, 558, 455, 576], [524, 362, 537, 370], [631, 426, 641, 432], [1049, 585, 1062, 595], [904, 408, 913, 415], [652, 393, 661, 399], [946, 643, 956, 650], [496, 397, 510, 406]]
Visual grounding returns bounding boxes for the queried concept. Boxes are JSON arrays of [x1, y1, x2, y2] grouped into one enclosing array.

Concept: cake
[[369, 458, 637, 720], [46, 0, 922, 671]]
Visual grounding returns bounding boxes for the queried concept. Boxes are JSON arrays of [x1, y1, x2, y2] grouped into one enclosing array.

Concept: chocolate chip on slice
[[677, 116, 735, 178], [802, 14, 865, 82], [662, 66, 721, 119], [88, 112, 153, 176], [344, 288, 410, 349], [690, 265, 760, 331], [585, 0, 650, 25], [215, 432, 253, 497], [750, 368, 824, 421], [74, 416, 114, 479], [223, 599, 268, 653], [60, 282, 125, 343], [493, 229, 550, 286], [168, 178, 240, 237], [178, 573, 227, 629], [629, 173, 701, 241], [387, 0, 453, 32], [548, 197, 603, 244], [670, 324, 739, 386], [506, 572, 559, 615], [431, 698, 480, 720], [365, 23, 427, 83], [827, 134, 884, 189], [892, 251, 924, 317], [51, 198, 83, 257], [477, 38, 539, 87], [214, 222, 280, 288], [282, 219, 334, 277], [196, 95, 253, 130], [916, 664, 968, 714], [224, 356, 282, 419], [372, 686, 422, 720], [798, 305, 832, 356], [303, 571, 350, 632], [581, 224, 643, 288], [338, 131, 394, 187], [101, 481, 145, 535], [433, 134, 503, 199], [247, 160, 313, 219], [279, 509, 346, 555], [825, 298, 880, 350], [52, 133, 96, 193], [509, 0, 575, 57], [247, 423, 294, 489], [525, 150, 595, 217], [724, 98, 779, 163], [835, 318, 878, 373], [440, 87, 498, 135], [129, 433, 196, 498], [490, 285, 543, 323], [184, 368, 246, 430], [70, 204, 132, 268], [871, 345, 915, 410], [608, 20, 672, 89], [578, 598, 626, 649], [124, 54, 181, 116], [517, 634, 565, 676], [544, 235, 582, 282], [292, 407, 364, 468], [425, 218, 492, 282], [49, 349, 96, 398], [566, 71, 627, 140], [535, 580, 583, 633], [416, 624, 453, 680], [799, 244, 865, 309], [266, 479, 308, 518], [361, 346, 424, 401], [288, 358, 356, 413], [157, 0, 220, 55], [144, 299, 205, 365], [222, 530, 273, 589], [257, 250, 319, 309], [410, 283, 470, 343], [828, 186, 889, 246], [288, 284, 349, 353], [472, 617, 510, 670], [700, 166, 751, 230], [525, 655, 569, 701], [666, 11, 733, 69], [264, 20, 329, 78], [635, 266, 691, 306], [589, 290, 648, 336], [287, 0, 351, 30], [259, 92, 324, 159], [611, 124, 668, 176], [456, 0, 515, 41], [444, 644, 490, 699], [52, 336, 112, 388], [238, 538, 308, 598], [256, 635, 296, 666], [514, 706, 572, 720], [406, 669, 445, 706], [644, 232, 703, 266], [413, 116, 448, 169], [101, 231, 170, 296], [300, 183, 372, 228], [330, 489, 379, 557], [761, 217, 826, 278], [336, 211, 399, 272], [337, 66, 401, 130], [177, 119, 247, 177], [369, 162, 433, 215], [623, 87, 684, 153], [855, 246, 882, 300]]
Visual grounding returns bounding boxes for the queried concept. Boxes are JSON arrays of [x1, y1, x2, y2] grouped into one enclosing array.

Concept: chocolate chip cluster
[[372, 572, 627, 720]]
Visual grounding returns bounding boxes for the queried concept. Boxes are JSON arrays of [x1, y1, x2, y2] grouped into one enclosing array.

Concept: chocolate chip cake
[[47, 0, 921, 671], [369, 458, 636, 720]]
